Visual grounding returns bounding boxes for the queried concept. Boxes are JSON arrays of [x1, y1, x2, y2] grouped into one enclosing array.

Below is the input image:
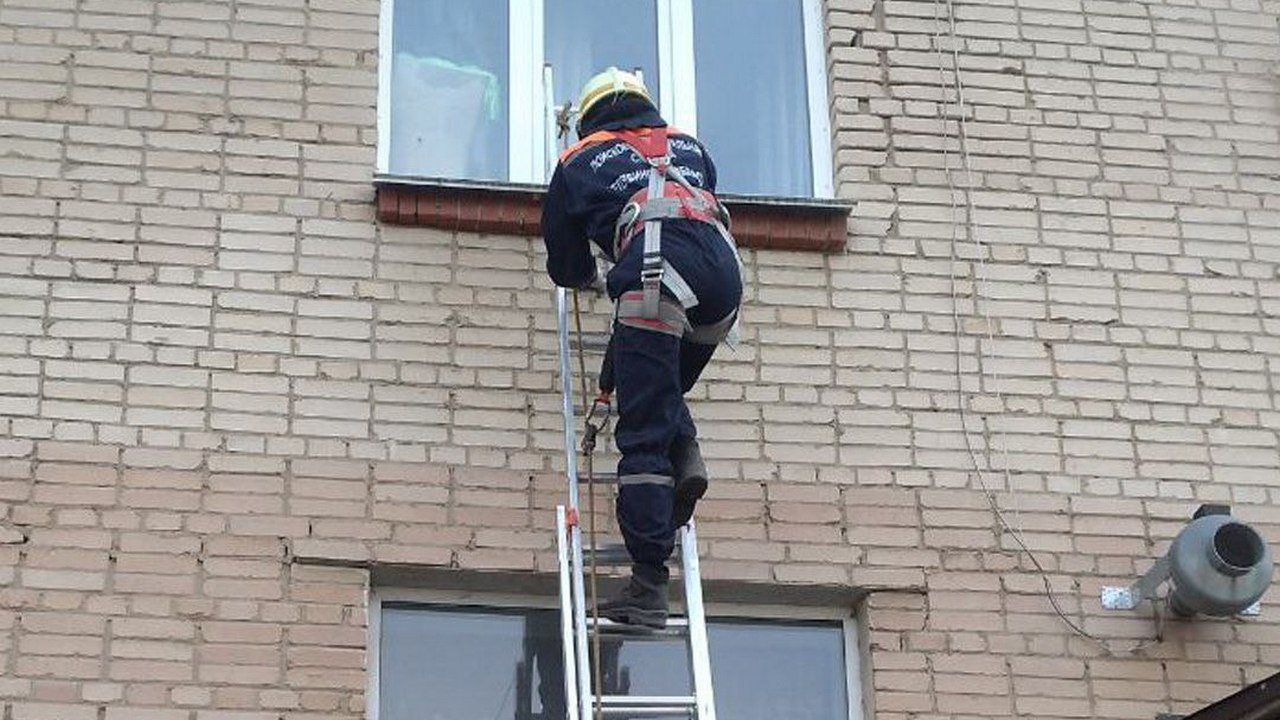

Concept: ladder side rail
[[546, 64, 594, 720], [681, 521, 717, 720], [572, 487, 592, 716], [547, 69, 580, 517], [556, 286, 593, 720], [555, 506, 581, 720]]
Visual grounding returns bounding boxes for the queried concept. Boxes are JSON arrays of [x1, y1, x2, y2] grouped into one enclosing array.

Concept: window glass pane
[[379, 604, 565, 720], [389, 0, 508, 180], [595, 633, 691, 700], [545, 0, 659, 144], [709, 621, 849, 720], [378, 605, 849, 720], [693, 0, 813, 197]]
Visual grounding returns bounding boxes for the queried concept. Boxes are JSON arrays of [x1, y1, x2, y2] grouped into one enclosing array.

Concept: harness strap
[[615, 286, 735, 346], [685, 308, 738, 346], [660, 162, 745, 344], [616, 284, 736, 350], [603, 126, 746, 345], [639, 142, 668, 320], [660, 262, 698, 309], [614, 179, 724, 242], [595, 126, 672, 321], [613, 188, 722, 262], [632, 197, 684, 224], [615, 290, 687, 338], [613, 194, 735, 314]]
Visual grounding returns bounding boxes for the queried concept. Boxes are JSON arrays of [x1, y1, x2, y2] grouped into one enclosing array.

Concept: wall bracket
[[1101, 556, 1262, 616]]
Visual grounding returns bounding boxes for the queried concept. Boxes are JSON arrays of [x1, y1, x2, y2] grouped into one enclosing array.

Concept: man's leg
[[670, 338, 717, 528], [665, 230, 742, 530], [679, 337, 718, 394], [602, 320, 682, 627]]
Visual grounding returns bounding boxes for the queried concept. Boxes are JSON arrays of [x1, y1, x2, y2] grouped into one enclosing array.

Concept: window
[[369, 592, 863, 720], [382, 0, 510, 181], [377, 0, 833, 198]]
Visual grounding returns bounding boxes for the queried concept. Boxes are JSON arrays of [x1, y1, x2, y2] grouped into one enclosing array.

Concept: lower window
[[370, 593, 861, 720]]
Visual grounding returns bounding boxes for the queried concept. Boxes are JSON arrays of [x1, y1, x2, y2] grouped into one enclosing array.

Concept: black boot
[[599, 563, 669, 629], [670, 435, 708, 529]]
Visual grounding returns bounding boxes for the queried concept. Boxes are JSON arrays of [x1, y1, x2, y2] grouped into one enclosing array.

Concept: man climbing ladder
[[542, 67, 744, 628]]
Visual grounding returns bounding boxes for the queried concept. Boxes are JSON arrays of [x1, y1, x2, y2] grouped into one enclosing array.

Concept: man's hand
[[579, 267, 607, 295]]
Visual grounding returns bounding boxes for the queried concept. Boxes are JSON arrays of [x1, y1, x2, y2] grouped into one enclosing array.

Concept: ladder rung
[[587, 616, 689, 639], [585, 542, 681, 567], [594, 695, 697, 716], [584, 542, 631, 566], [584, 471, 616, 484]]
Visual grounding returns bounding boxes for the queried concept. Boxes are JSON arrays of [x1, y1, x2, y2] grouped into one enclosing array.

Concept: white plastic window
[[694, 0, 814, 197], [368, 590, 864, 720], [545, 0, 661, 142], [380, 0, 510, 181], [378, 0, 832, 198]]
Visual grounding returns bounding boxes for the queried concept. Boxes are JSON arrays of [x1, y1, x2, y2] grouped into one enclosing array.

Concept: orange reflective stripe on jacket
[[557, 126, 684, 164]]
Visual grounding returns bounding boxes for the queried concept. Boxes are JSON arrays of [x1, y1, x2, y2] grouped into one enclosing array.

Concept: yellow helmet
[[576, 66, 652, 118]]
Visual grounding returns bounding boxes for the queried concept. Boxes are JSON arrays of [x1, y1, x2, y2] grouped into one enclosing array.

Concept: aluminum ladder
[[553, 286, 718, 720]]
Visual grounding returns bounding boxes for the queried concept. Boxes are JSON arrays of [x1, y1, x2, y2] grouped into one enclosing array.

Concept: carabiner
[[581, 391, 613, 455]]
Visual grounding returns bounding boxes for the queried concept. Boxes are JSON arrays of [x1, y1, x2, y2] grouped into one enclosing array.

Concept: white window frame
[[376, 0, 833, 197], [367, 587, 865, 720]]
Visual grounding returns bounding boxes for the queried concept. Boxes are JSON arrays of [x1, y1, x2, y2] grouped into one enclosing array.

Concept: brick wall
[[2, 0, 1279, 718]]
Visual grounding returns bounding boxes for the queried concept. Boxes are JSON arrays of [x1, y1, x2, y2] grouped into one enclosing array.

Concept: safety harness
[[565, 126, 743, 345]]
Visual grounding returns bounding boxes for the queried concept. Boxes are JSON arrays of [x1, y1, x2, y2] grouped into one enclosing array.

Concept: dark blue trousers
[[605, 227, 742, 569]]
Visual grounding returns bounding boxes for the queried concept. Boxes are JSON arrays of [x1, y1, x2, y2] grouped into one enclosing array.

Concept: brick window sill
[[375, 175, 853, 253]]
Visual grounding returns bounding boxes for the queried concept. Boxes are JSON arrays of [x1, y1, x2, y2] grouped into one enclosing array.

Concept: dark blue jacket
[[541, 108, 723, 296]]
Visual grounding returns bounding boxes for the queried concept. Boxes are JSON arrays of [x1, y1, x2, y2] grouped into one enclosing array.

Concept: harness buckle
[[640, 249, 664, 320], [639, 283, 662, 320]]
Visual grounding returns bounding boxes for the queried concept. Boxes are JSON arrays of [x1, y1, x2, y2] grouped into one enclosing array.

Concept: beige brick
[[103, 710, 188, 720], [13, 704, 100, 720]]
